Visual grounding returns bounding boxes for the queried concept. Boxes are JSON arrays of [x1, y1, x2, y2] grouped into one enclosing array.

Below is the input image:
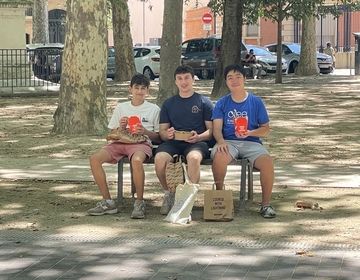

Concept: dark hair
[[174, 65, 195, 79], [130, 73, 150, 87], [223, 64, 247, 79]]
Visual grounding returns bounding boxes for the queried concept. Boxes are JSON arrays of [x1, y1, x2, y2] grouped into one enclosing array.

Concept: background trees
[[157, 0, 183, 105], [32, 0, 49, 44], [209, 0, 244, 98], [110, 0, 135, 81], [53, 0, 108, 135]]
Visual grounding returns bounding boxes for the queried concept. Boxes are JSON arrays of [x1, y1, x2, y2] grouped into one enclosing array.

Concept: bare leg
[[89, 149, 114, 200], [212, 150, 233, 190], [130, 151, 147, 201], [253, 154, 274, 206], [186, 150, 203, 183], [154, 152, 173, 190]]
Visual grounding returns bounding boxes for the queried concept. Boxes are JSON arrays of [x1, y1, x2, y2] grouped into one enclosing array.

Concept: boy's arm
[[213, 119, 225, 144], [159, 123, 172, 141], [213, 118, 229, 153], [188, 121, 213, 143], [144, 129, 161, 144]]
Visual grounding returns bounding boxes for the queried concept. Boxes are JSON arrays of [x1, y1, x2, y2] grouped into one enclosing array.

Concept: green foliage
[[319, 0, 360, 18], [207, 0, 359, 24]]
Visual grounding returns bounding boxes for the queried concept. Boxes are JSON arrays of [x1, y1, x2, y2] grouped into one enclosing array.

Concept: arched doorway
[[49, 9, 66, 43]]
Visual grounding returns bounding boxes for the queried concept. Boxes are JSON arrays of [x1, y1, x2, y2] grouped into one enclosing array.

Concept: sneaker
[[260, 205, 276, 218], [87, 200, 118, 216], [131, 200, 146, 219], [160, 192, 175, 215]]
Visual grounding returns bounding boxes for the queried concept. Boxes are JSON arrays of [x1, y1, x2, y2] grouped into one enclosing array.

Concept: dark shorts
[[155, 140, 210, 159]]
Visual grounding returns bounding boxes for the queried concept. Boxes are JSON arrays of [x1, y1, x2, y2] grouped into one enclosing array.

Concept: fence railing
[[0, 49, 62, 93]]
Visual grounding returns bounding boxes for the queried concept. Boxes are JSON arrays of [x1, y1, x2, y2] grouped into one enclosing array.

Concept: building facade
[[183, 0, 360, 52]]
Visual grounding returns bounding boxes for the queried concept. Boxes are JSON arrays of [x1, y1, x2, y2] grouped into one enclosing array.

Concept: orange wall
[[337, 11, 360, 48], [184, 7, 216, 40], [260, 18, 277, 46]]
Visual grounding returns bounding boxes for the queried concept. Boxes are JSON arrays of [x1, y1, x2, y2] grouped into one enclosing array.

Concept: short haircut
[[223, 64, 247, 79], [130, 73, 150, 87], [174, 65, 195, 79]]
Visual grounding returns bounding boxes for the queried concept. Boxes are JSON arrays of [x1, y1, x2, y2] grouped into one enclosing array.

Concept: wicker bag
[[165, 155, 185, 193], [106, 128, 150, 144]]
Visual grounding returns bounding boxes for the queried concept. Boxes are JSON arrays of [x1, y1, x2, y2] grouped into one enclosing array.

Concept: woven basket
[[165, 155, 185, 192]]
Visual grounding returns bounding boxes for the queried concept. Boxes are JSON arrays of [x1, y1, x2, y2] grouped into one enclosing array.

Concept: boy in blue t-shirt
[[211, 64, 276, 218]]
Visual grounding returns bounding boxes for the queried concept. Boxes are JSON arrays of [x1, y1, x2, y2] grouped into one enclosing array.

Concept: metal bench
[[117, 157, 255, 210]]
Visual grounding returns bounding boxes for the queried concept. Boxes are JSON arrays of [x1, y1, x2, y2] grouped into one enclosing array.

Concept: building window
[[246, 24, 258, 37]]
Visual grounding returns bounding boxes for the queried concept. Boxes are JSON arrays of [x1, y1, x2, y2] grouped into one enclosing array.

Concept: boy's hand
[[119, 117, 128, 130], [133, 124, 145, 135], [235, 130, 250, 139], [186, 130, 199, 143], [167, 127, 175, 140]]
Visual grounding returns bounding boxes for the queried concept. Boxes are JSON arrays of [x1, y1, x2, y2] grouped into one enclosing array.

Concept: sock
[[106, 199, 115, 205]]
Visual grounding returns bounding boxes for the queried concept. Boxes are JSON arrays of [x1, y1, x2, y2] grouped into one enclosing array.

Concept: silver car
[[244, 45, 288, 74], [266, 43, 333, 74]]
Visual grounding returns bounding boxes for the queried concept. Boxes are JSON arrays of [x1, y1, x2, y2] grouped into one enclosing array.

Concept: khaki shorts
[[211, 140, 269, 165]]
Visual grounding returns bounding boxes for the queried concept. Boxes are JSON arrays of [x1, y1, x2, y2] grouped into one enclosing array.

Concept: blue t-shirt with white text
[[212, 92, 269, 144]]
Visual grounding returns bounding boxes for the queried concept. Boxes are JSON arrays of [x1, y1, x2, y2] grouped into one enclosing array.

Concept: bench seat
[[117, 157, 255, 210]]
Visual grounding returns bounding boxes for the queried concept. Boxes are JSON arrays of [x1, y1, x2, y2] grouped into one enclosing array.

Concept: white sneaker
[[87, 200, 118, 216], [160, 192, 175, 215], [131, 200, 146, 219]]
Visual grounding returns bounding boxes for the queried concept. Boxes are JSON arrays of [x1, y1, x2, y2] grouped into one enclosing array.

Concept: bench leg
[[130, 163, 136, 198], [247, 160, 254, 201], [117, 159, 124, 204], [239, 158, 247, 210]]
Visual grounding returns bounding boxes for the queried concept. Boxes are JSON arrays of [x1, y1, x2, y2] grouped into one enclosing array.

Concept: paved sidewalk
[[1, 231, 359, 280]]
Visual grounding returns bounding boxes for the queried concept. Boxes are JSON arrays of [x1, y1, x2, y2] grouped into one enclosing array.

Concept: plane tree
[[53, 0, 108, 134], [110, 0, 136, 81]]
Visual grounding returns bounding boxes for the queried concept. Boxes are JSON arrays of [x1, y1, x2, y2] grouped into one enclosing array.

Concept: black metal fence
[[0, 49, 62, 93]]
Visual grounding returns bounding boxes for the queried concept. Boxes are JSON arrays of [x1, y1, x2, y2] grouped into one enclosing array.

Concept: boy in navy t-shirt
[[155, 65, 214, 215]]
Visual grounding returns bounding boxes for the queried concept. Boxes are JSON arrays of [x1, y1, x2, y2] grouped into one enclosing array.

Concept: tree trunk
[[32, 0, 49, 44], [111, 0, 135, 81], [296, 15, 318, 76], [211, 0, 243, 98], [157, 0, 183, 106], [53, 0, 108, 135]]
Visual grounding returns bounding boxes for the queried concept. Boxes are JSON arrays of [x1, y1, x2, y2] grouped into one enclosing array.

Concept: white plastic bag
[[164, 163, 199, 224]]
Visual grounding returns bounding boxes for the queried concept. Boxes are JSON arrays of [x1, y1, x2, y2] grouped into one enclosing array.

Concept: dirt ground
[[0, 74, 359, 247]]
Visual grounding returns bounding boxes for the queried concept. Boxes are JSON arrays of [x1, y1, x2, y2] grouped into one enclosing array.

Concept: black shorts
[[155, 140, 210, 160]]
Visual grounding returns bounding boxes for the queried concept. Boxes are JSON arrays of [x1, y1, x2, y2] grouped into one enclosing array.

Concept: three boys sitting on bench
[[88, 64, 276, 219]]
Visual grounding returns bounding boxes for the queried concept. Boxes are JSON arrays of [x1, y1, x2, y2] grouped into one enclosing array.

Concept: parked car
[[26, 43, 64, 83], [133, 46, 160, 80], [108, 46, 160, 80], [181, 37, 287, 79], [265, 43, 333, 74], [244, 45, 288, 74], [181, 36, 225, 79]]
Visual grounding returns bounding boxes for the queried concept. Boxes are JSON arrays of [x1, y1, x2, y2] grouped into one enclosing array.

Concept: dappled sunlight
[[0, 202, 23, 215], [29, 143, 67, 151], [53, 224, 126, 241], [49, 183, 84, 191]]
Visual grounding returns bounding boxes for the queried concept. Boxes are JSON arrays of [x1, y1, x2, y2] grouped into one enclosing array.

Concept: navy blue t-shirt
[[160, 92, 213, 134]]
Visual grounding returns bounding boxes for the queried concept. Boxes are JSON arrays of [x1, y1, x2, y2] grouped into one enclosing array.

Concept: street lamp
[[141, 0, 145, 46]]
